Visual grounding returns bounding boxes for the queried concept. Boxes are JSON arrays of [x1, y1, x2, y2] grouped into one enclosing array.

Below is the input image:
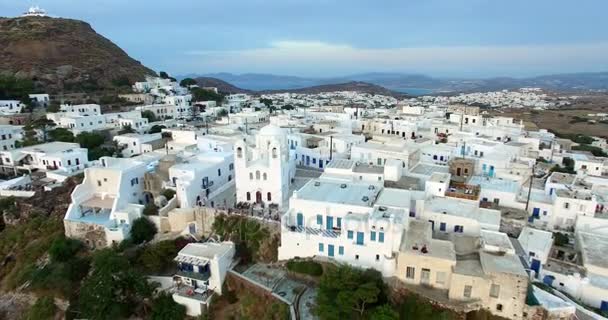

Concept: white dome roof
[[258, 124, 284, 136]]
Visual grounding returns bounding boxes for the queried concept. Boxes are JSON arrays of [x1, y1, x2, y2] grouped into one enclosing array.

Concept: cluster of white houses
[[4, 79, 606, 318]]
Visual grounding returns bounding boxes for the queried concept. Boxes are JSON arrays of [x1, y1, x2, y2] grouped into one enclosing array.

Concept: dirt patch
[[489, 94, 608, 138]]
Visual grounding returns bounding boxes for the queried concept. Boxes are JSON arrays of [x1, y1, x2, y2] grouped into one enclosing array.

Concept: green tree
[[47, 102, 61, 113], [143, 203, 159, 216], [370, 305, 399, 320], [21, 124, 40, 146], [75, 131, 105, 149], [32, 118, 56, 142], [151, 292, 187, 320], [130, 217, 157, 244], [141, 110, 157, 122], [316, 266, 387, 320], [25, 296, 56, 320], [161, 189, 176, 200], [191, 87, 225, 104], [48, 127, 75, 142], [0, 75, 34, 101], [78, 249, 155, 319], [48, 237, 83, 262], [179, 78, 197, 87], [119, 124, 136, 134], [149, 125, 166, 134]]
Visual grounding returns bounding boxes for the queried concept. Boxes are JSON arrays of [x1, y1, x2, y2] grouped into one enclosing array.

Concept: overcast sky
[[2, 0, 608, 78]]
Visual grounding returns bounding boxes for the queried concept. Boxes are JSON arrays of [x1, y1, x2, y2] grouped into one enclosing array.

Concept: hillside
[[261, 81, 405, 97], [195, 76, 404, 97], [0, 16, 156, 92], [194, 77, 252, 94]]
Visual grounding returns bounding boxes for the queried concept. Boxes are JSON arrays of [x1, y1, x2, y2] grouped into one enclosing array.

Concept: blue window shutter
[[379, 232, 385, 243], [347, 231, 353, 239], [371, 231, 376, 241], [338, 246, 344, 255], [318, 243, 324, 252], [317, 215, 322, 225], [337, 217, 342, 228]]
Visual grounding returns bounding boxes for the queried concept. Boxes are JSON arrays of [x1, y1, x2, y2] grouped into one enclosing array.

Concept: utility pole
[[525, 163, 536, 211], [329, 136, 333, 160]]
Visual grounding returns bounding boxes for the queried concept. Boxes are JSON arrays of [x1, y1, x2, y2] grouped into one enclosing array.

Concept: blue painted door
[[306, 155, 310, 166], [439, 222, 446, 231], [319, 160, 324, 169], [297, 213, 303, 227], [531, 259, 541, 275], [532, 208, 540, 218], [489, 165, 495, 177], [600, 301, 608, 312], [543, 275, 555, 286], [356, 232, 364, 245], [326, 216, 333, 230], [429, 220, 435, 231], [328, 244, 335, 257]]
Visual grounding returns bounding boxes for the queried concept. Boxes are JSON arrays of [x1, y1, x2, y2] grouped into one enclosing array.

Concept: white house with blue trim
[[278, 177, 410, 276]]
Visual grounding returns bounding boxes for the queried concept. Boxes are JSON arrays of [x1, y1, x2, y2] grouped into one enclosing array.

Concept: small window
[[375, 254, 380, 261], [490, 284, 500, 298], [246, 192, 251, 201], [463, 285, 472, 298], [97, 180, 102, 187], [406, 266, 415, 279], [347, 230, 354, 239], [318, 243, 324, 252], [317, 215, 323, 225], [370, 231, 376, 241], [496, 304, 503, 312], [338, 246, 344, 255]]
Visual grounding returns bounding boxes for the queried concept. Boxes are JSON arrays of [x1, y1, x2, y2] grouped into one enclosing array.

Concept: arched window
[[272, 148, 278, 158], [236, 147, 243, 158], [267, 192, 272, 201], [263, 173, 267, 180], [246, 192, 251, 201], [256, 171, 260, 180], [249, 172, 253, 180]]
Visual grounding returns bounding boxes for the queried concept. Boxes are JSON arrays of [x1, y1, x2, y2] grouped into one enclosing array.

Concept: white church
[[234, 125, 296, 208]]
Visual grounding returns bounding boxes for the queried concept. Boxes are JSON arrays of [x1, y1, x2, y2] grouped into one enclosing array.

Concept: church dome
[[258, 124, 284, 136]]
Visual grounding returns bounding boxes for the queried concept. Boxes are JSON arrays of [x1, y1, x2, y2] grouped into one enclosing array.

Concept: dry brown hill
[[0, 16, 155, 92]]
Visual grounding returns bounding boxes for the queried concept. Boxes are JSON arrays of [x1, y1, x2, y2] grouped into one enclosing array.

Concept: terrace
[[445, 181, 480, 201]]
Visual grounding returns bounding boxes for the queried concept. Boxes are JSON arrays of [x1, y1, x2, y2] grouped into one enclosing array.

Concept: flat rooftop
[[426, 197, 501, 227], [549, 172, 576, 185], [326, 159, 355, 170], [11, 141, 82, 154], [578, 232, 608, 269], [353, 163, 384, 174], [479, 251, 527, 277], [468, 176, 521, 194], [401, 220, 456, 261], [410, 163, 449, 176], [178, 242, 234, 260], [294, 178, 382, 207]]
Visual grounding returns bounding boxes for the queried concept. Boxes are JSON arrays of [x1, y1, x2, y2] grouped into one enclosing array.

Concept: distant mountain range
[[193, 77, 406, 97], [181, 72, 608, 95]]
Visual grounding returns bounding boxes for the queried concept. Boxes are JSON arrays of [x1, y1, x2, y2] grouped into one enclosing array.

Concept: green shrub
[[161, 189, 176, 200], [286, 259, 323, 277], [25, 296, 56, 320], [143, 203, 159, 216], [130, 217, 157, 244]]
